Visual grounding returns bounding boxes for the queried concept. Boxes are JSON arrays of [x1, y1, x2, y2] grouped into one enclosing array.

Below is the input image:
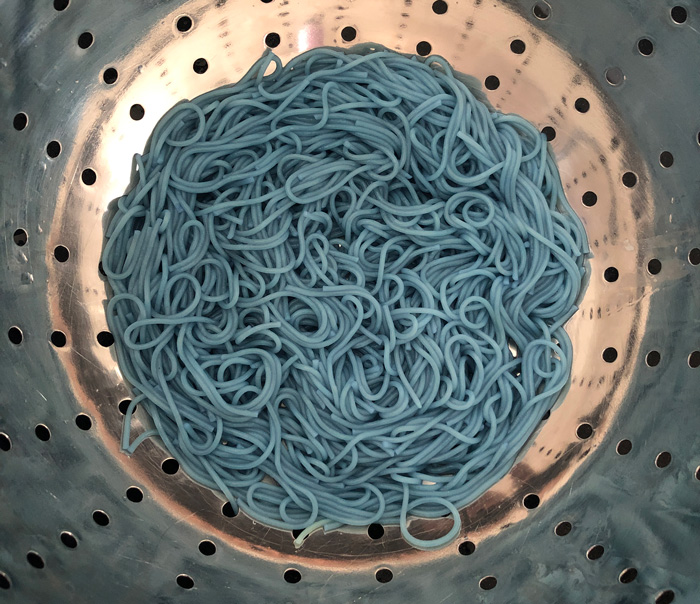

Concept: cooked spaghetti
[[102, 46, 588, 549]]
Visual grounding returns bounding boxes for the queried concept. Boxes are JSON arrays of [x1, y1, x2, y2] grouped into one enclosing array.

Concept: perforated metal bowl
[[1, 1, 699, 602]]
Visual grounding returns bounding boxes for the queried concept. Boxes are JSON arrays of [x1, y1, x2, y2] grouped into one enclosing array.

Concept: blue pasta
[[102, 45, 588, 550]]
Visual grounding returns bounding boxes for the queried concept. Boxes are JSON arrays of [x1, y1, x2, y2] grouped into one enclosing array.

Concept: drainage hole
[[604, 267, 619, 282], [26, 552, 45, 569], [368, 523, 384, 539], [50, 330, 67, 347], [265, 33, 281, 49], [341, 26, 357, 42], [92, 510, 110, 526], [647, 258, 662, 275], [645, 350, 661, 367], [576, 423, 593, 440], [176, 15, 193, 32], [554, 521, 572, 536], [586, 544, 604, 560], [375, 568, 393, 583], [485, 75, 500, 90], [199, 540, 216, 556], [60, 532, 78, 549], [161, 458, 180, 474], [97, 331, 114, 347], [284, 569, 302, 584], [222, 502, 237, 517], [77, 32, 93, 49], [75, 414, 92, 431], [616, 439, 632, 455], [13, 228, 27, 246], [126, 486, 143, 502], [602, 347, 618, 363], [35, 424, 51, 441], [417, 41, 432, 56], [193, 58, 209, 74], [655, 451, 672, 468], [523, 493, 540, 509], [8, 327, 23, 345], [619, 567, 638, 584]]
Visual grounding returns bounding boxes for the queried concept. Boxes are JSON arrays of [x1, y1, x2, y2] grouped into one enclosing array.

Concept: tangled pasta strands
[[102, 45, 588, 550]]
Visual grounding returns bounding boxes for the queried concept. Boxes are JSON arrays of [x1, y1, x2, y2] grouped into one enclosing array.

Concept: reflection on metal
[[1, 0, 699, 602]]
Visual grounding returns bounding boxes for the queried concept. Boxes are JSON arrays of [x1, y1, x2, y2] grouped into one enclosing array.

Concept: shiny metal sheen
[[1, 0, 699, 602]]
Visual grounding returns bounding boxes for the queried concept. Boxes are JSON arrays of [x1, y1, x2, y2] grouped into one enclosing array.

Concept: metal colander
[[1, 1, 699, 602]]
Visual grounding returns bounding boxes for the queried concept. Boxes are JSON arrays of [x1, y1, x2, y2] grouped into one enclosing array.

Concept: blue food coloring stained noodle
[[102, 45, 588, 550]]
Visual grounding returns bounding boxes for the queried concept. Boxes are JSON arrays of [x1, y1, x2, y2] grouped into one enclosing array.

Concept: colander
[[1, 0, 699, 602]]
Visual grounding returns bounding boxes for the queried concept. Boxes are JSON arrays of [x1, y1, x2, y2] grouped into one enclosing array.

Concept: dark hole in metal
[[576, 423, 593, 440], [265, 33, 281, 48], [8, 327, 22, 345], [78, 32, 93, 49], [510, 39, 526, 54], [485, 75, 500, 90], [75, 414, 92, 431], [13, 112, 28, 131], [582, 191, 597, 207], [458, 540, 476, 555], [130, 104, 145, 120], [432, 0, 448, 14], [13, 229, 27, 246], [161, 458, 180, 475], [604, 267, 619, 282], [671, 6, 687, 24], [574, 97, 590, 113], [655, 451, 672, 468], [587, 544, 604, 560], [26, 552, 44, 569], [222, 502, 237, 517], [416, 41, 432, 56], [47, 140, 62, 158], [555, 521, 572, 536], [619, 567, 638, 584], [533, 2, 551, 20], [92, 510, 110, 526], [35, 425, 51, 441], [602, 347, 618, 363], [284, 569, 302, 584], [60, 532, 78, 549], [637, 38, 654, 55], [368, 523, 385, 539], [542, 126, 556, 141], [81, 168, 97, 185], [341, 26, 357, 42], [126, 487, 143, 502], [523, 493, 540, 509], [193, 58, 209, 73], [375, 568, 393, 583], [97, 331, 114, 347], [646, 350, 661, 367], [647, 258, 662, 275], [103, 67, 118, 84], [616, 439, 632, 455], [177, 16, 193, 32], [659, 151, 674, 168], [199, 540, 216, 556]]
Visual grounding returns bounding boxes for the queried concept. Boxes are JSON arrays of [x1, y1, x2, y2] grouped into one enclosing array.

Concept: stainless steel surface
[[1, 0, 699, 602]]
